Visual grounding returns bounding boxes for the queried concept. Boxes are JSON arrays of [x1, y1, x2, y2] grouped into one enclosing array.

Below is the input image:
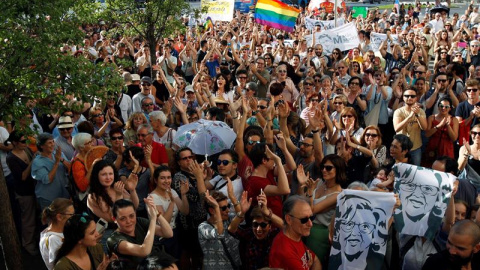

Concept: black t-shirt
[[197, 49, 207, 63], [126, 84, 141, 98], [152, 80, 170, 104], [422, 249, 480, 270], [107, 217, 151, 265]]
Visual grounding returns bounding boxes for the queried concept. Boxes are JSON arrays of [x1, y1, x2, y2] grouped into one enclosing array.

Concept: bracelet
[[236, 211, 245, 219], [311, 129, 320, 134], [233, 201, 240, 206]]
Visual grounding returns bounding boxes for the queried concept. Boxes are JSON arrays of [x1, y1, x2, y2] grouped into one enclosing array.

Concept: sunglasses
[[304, 82, 314, 86], [92, 113, 104, 117], [217, 159, 234, 166], [111, 136, 124, 141], [59, 127, 72, 131], [252, 222, 269, 228], [437, 79, 447, 83], [438, 65, 446, 68], [334, 102, 344, 105], [342, 115, 354, 118], [320, 164, 335, 171], [238, 76, 248, 80], [467, 88, 479, 92], [257, 105, 267, 110], [300, 142, 313, 147], [438, 104, 451, 109], [289, 214, 315, 224], [219, 204, 232, 211], [141, 83, 151, 86], [403, 94, 416, 98], [440, 52, 447, 54], [415, 71, 426, 74], [332, 52, 339, 55], [471, 131, 480, 136], [248, 140, 261, 145], [180, 155, 195, 161], [314, 79, 321, 82], [278, 70, 287, 73], [142, 103, 154, 107], [365, 133, 378, 138], [19, 139, 28, 144]]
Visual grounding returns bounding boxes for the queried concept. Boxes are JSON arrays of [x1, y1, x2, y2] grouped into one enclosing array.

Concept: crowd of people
[[4, 1, 480, 269]]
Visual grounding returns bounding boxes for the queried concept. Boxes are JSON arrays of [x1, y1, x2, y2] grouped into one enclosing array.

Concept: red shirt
[[269, 231, 315, 270], [238, 155, 253, 188], [246, 170, 283, 218], [136, 141, 168, 166]]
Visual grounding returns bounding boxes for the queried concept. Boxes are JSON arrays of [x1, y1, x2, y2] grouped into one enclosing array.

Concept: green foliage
[[0, 0, 123, 130]]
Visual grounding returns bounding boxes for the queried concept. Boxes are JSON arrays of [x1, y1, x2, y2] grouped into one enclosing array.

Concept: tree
[[97, 0, 191, 77], [0, 1, 122, 268]]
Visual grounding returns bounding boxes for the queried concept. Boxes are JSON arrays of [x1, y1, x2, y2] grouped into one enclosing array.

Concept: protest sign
[[370, 32, 399, 52], [304, 22, 360, 54], [201, 0, 235, 22], [329, 190, 396, 270], [305, 17, 345, 30]]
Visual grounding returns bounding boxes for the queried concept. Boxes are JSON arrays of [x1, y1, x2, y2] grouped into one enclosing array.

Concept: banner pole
[[334, 0, 337, 27]]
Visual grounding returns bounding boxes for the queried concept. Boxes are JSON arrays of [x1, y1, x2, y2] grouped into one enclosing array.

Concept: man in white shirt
[[132, 76, 156, 113]]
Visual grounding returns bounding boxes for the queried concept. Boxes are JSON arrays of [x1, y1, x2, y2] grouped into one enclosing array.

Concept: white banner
[[393, 163, 454, 240], [305, 17, 345, 30], [201, 0, 235, 22], [329, 190, 396, 270], [304, 23, 360, 55], [370, 32, 400, 53]]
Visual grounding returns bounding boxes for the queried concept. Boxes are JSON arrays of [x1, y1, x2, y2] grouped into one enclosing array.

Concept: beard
[[449, 252, 473, 267]]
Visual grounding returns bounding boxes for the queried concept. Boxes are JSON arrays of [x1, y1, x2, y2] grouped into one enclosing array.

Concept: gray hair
[[282, 195, 310, 222], [348, 181, 369, 191], [36, 133, 54, 152], [72, 133, 92, 150], [149, 111, 167, 126], [122, 72, 132, 83], [137, 123, 154, 134]]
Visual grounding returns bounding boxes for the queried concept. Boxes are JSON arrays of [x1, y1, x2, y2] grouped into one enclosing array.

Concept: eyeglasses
[[472, 45, 480, 47], [438, 65, 446, 68], [141, 83, 151, 86], [238, 76, 248, 80], [142, 103, 154, 107], [304, 82, 314, 86], [334, 102, 344, 105], [137, 133, 150, 137], [337, 66, 345, 69], [332, 52, 339, 55], [374, 74, 382, 78], [180, 155, 195, 161], [415, 71, 426, 74], [342, 115, 354, 118], [403, 94, 416, 98], [288, 214, 315, 224], [314, 79, 321, 82], [217, 159, 235, 166], [467, 88, 479, 92], [248, 140, 261, 145], [340, 220, 376, 234], [440, 52, 447, 54], [252, 221, 269, 228], [437, 79, 447, 83], [19, 139, 28, 144], [219, 204, 232, 211], [471, 131, 480, 137], [320, 164, 335, 171], [111, 136, 124, 141], [92, 113, 104, 117], [349, 82, 360, 86], [438, 104, 451, 109], [278, 70, 287, 73], [300, 141, 313, 147], [257, 105, 267, 110], [365, 133, 379, 138], [310, 99, 319, 102], [59, 127, 72, 131], [400, 182, 439, 196]]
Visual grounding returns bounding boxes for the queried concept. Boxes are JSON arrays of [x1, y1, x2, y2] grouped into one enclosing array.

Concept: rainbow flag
[[204, 17, 214, 31], [254, 0, 300, 32]]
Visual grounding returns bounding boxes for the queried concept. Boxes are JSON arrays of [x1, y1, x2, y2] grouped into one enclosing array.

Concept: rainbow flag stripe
[[254, 0, 300, 32]]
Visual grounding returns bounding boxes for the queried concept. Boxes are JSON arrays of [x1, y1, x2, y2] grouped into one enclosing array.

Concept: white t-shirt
[[150, 190, 179, 229], [208, 175, 243, 212], [153, 128, 177, 148], [39, 229, 64, 270], [0, 126, 11, 176]]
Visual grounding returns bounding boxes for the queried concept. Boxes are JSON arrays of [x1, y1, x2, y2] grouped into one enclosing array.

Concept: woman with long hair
[[212, 73, 233, 102], [301, 154, 345, 266], [5, 131, 37, 256], [149, 165, 189, 259], [123, 112, 148, 147], [87, 159, 139, 250], [53, 214, 112, 270], [329, 48, 343, 68], [330, 107, 364, 145], [39, 199, 74, 270], [424, 97, 459, 167], [89, 106, 122, 147]]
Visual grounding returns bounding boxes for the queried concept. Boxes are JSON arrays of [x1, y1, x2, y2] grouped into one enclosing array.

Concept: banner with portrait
[[393, 163, 454, 240], [370, 32, 400, 53], [329, 190, 396, 270], [201, 0, 235, 22], [304, 22, 360, 55], [305, 17, 345, 30]]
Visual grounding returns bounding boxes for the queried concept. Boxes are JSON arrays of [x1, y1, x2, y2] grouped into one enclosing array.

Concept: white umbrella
[[173, 119, 236, 157]]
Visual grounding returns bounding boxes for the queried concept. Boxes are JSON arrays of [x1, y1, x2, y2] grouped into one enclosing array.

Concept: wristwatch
[[236, 211, 245, 219]]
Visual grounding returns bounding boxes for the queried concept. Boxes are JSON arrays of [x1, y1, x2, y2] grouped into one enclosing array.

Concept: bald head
[[451, 219, 480, 246]]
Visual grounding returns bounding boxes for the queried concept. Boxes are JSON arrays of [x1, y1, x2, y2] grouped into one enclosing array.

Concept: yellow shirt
[[393, 106, 426, 151]]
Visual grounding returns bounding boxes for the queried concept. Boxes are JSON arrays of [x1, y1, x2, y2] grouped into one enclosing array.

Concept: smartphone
[[96, 218, 108, 234]]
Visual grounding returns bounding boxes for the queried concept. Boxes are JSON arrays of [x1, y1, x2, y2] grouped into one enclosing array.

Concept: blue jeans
[[410, 148, 422, 166]]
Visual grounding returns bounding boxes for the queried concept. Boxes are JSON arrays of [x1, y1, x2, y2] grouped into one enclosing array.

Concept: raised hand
[[204, 190, 219, 208], [180, 180, 189, 195], [114, 181, 125, 197], [125, 173, 138, 191], [274, 132, 287, 151], [296, 164, 310, 186], [240, 191, 252, 214]]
